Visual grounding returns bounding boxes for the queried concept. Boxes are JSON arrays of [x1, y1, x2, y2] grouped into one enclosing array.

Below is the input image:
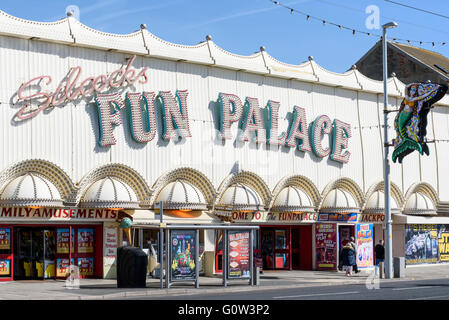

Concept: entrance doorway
[[13, 227, 56, 279], [259, 226, 312, 270], [261, 228, 289, 270]]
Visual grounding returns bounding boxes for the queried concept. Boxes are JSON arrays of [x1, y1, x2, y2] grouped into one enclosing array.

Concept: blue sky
[[2, 0, 449, 73]]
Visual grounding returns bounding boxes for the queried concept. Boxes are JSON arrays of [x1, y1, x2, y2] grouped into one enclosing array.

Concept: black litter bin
[[117, 246, 148, 288]]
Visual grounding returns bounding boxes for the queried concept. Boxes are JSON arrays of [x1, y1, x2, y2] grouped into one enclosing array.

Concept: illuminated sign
[[14, 59, 352, 163]]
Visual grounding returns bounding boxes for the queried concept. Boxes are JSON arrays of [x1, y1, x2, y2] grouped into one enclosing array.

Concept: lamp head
[[382, 22, 398, 29]]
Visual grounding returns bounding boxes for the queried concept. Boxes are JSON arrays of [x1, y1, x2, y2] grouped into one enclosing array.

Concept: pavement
[[0, 264, 448, 300]]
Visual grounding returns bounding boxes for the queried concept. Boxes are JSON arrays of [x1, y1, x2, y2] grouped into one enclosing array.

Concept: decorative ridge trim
[[1, 10, 444, 104]]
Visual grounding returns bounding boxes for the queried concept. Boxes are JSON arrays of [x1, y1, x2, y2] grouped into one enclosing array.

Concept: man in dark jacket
[[375, 240, 385, 275]]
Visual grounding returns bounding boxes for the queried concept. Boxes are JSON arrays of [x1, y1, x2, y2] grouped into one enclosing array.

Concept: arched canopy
[[151, 167, 215, 210], [0, 173, 63, 207], [363, 181, 403, 214], [79, 176, 139, 209], [270, 175, 320, 213], [154, 180, 208, 211], [0, 159, 75, 205], [403, 182, 438, 216], [319, 177, 364, 213], [77, 163, 151, 207], [215, 171, 271, 212]]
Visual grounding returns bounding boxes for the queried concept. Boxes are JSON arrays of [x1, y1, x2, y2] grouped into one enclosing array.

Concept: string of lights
[[269, 0, 448, 47]]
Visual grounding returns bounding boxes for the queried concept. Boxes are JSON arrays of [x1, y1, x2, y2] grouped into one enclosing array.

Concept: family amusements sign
[[16, 55, 352, 163]]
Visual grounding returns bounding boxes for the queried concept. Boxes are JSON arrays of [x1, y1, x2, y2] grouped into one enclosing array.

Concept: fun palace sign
[[16, 55, 351, 164]]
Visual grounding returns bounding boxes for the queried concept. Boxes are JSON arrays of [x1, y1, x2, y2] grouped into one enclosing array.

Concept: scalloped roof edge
[[1, 10, 448, 106]]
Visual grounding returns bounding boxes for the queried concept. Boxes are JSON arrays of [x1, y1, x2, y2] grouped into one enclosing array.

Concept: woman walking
[[341, 242, 356, 276]]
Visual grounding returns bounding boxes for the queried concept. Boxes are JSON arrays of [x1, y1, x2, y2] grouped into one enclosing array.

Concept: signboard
[[318, 213, 357, 222], [77, 229, 94, 253], [359, 213, 385, 224], [315, 223, 337, 270], [231, 211, 317, 223], [104, 227, 118, 265], [438, 225, 449, 262], [0, 207, 118, 221], [78, 257, 94, 276], [0, 228, 11, 250], [356, 224, 374, 268], [227, 231, 250, 279], [56, 258, 75, 277], [0, 259, 11, 276], [405, 225, 438, 264], [56, 228, 74, 254], [170, 230, 196, 281]]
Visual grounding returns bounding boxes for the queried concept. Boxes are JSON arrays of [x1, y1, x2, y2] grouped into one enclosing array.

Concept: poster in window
[[438, 225, 449, 262], [56, 258, 75, 277], [170, 230, 196, 281], [78, 228, 94, 253], [227, 230, 250, 279], [0, 259, 10, 276], [78, 257, 94, 276], [315, 223, 337, 270], [0, 228, 10, 251], [356, 224, 373, 268], [405, 224, 439, 265], [56, 229, 74, 254]]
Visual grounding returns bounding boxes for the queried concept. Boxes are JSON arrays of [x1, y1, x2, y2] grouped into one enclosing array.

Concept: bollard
[[379, 261, 384, 279], [393, 257, 405, 278], [253, 266, 260, 286]]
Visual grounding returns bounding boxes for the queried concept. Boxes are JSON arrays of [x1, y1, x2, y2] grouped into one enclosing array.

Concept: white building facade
[[0, 11, 448, 280]]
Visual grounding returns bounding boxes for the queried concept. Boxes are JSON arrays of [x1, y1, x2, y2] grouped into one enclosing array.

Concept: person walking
[[341, 241, 356, 276], [375, 240, 385, 275], [348, 236, 359, 274]]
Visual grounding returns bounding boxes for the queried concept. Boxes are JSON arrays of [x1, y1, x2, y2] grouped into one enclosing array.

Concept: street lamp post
[[382, 21, 397, 279]]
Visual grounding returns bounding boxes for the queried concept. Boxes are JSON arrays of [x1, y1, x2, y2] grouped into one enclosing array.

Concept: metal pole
[[250, 229, 254, 286], [159, 202, 164, 288], [223, 229, 228, 287], [165, 228, 170, 289], [195, 229, 199, 288], [382, 23, 397, 279]]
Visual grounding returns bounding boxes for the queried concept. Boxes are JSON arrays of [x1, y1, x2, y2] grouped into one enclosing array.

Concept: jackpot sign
[[16, 56, 352, 163]]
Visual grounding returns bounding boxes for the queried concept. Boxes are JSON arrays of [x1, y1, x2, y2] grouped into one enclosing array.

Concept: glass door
[[274, 229, 290, 269], [43, 230, 56, 279], [261, 229, 274, 269]]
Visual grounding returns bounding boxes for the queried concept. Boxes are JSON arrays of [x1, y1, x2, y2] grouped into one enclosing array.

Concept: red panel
[[299, 225, 312, 270]]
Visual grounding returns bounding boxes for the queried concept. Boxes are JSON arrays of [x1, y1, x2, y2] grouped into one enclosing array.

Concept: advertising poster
[[356, 224, 374, 268], [438, 225, 449, 262], [0, 228, 10, 250], [170, 230, 196, 281], [78, 257, 94, 276], [56, 258, 75, 277], [315, 223, 337, 270], [0, 259, 10, 276], [78, 228, 94, 253], [227, 230, 250, 279], [56, 228, 74, 254], [405, 225, 439, 264]]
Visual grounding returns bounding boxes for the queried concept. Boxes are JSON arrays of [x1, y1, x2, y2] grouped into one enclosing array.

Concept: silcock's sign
[[16, 55, 351, 164]]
